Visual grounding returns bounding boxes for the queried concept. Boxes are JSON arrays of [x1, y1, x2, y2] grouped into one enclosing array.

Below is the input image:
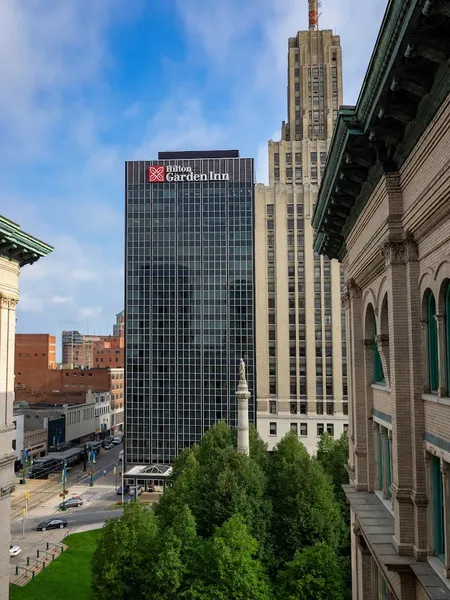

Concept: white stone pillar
[[237, 359, 250, 455]]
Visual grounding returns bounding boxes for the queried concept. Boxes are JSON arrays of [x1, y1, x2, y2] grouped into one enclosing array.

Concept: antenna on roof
[[308, 0, 321, 31]]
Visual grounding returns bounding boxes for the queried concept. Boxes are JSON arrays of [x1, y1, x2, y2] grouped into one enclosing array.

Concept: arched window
[[374, 320, 384, 383], [428, 293, 439, 392], [446, 283, 450, 395]]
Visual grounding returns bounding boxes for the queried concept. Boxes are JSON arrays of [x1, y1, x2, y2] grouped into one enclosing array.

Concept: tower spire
[[308, 0, 319, 31]]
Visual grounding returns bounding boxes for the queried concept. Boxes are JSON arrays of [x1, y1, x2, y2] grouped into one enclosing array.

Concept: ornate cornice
[[0, 215, 53, 267], [313, 0, 450, 260]]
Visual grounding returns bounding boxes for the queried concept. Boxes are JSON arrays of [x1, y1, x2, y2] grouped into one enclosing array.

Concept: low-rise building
[[90, 390, 111, 440], [23, 429, 47, 460], [11, 413, 24, 462], [313, 1, 450, 598]]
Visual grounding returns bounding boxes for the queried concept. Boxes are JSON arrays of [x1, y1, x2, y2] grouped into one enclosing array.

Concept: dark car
[[59, 498, 83, 509], [116, 485, 130, 496], [37, 518, 68, 531]]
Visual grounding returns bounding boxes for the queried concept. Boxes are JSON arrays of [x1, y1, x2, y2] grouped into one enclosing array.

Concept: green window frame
[[428, 293, 439, 392], [376, 425, 383, 491], [446, 284, 450, 395], [374, 320, 384, 383], [385, 433, 392, 500], [432, 456, 445, 561]]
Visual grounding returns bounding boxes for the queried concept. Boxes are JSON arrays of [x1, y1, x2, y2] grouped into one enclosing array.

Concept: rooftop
[[0, 215, 53, 267]]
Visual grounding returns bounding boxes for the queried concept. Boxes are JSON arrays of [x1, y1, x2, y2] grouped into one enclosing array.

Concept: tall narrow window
[[385, 433, 392, 500], [432, 456, 445, 561], [374, 320, 384, 383], [428, 293, 439, 392], [376, 425, 383, 491], [446, 284, 450, 395]]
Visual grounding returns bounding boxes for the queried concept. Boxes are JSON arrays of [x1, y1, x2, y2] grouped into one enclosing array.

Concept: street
[[10, 507, 124, 537]]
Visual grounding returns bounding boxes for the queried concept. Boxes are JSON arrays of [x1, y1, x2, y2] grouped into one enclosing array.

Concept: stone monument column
[[237, 358, 250, 455]]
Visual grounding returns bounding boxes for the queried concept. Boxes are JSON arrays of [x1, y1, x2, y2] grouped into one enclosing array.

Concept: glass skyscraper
[[125, 150, 255, 465]]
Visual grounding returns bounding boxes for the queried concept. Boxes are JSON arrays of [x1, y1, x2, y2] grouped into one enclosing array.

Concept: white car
[[10, 545, 21, 557], [128, 485, 142, 498]]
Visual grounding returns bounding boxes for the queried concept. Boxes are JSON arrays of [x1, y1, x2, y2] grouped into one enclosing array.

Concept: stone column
[[236, 359, 250, 456], [0, 293, 19, 595], [347, 279, 368, 490], [363, 339, 376, 492], [435, 314, 448, 399], [381, 240, 414, 555], [420, 319, 429, 394], [441, 460, 450, 578]]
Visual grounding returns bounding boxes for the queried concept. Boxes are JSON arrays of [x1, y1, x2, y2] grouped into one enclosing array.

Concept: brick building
[[313, 1, 450, 598], [15, 367, 112, 402], [92, 336, 124, 368], [15, 334, 57, 373]]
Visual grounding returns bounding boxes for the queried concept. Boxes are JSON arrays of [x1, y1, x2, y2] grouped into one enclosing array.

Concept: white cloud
[[52, 296, 74, 304], [17, 295, 45, 314], [78, 307, 103, 318], [123, 102, 141, 119], [134, 96, 226, 159]]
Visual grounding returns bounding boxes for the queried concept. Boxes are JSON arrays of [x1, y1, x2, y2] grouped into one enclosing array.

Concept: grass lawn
[[10, 529, 101, 600]]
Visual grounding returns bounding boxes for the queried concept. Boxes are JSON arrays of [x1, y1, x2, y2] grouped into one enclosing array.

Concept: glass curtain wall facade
[[125, 153, 255, 465]]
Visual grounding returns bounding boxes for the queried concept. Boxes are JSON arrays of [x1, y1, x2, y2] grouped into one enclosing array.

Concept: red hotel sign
[[148, 166, 166, 182]]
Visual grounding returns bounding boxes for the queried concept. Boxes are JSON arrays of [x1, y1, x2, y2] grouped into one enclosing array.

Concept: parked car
[[37, 519, 68, 531], [128, 485, 143, 498], [104, 443, 113, 450], [116, 485, 130, 496], [60, 498, 83, 509], [111, 437, 122, 445], [9, 545, 21, 557]]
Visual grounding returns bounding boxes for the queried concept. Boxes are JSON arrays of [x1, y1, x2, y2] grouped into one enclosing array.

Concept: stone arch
[[419, 270, 436, 305], [362, 288, 377, 325], [435, 258, 450, 314], [375, 276, 389, 320]]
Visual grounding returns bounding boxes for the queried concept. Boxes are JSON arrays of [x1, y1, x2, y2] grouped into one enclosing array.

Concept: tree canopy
[[92, 423, 350, 600]]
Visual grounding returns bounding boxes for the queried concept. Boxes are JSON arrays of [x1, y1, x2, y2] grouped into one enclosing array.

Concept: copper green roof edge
[[312, 0, 418, 253], [0, 215, 53, 265]]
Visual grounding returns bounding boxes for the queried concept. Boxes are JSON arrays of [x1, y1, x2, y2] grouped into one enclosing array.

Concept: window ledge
[[422, 393, 450, 407], [371, 383, 390, 392], [427, 557, 450, 591], [374, 490, 394, 517]]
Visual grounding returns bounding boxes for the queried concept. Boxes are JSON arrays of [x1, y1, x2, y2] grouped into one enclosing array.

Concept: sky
[[0, 0, 387, 352]]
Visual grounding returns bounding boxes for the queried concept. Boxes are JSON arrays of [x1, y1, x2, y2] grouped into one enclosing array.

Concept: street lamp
[[60, 460, 68, 511], [121, 451, 124, 505], [88, 445, 95, 487]]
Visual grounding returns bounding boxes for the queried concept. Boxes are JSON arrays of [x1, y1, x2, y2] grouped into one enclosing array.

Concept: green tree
[[146, 505, 200, 600], [230, 424, 270, 473], [276, 542, 346, 600], [156, 422, 272, 561], [316, 431, 349, 516], [180, 514, 274, 600], [92, 502, 159, 600], [268, 432, 342, 568]]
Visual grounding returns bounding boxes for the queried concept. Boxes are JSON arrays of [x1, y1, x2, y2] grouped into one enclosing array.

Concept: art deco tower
[[255, 1, 348, 453]]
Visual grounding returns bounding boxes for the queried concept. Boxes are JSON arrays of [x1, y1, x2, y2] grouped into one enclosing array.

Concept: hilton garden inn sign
[[148, 165, 230, 183]]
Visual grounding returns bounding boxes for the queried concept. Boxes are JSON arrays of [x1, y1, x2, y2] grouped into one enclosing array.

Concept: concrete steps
[[10, 541, 68, 587]]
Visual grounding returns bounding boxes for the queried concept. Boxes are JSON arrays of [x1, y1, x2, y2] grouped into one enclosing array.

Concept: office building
[[125, 150, 255, 465], [313, 0, 450, 597], [255, 3, 347, 453], [0, 215, 52, 597]]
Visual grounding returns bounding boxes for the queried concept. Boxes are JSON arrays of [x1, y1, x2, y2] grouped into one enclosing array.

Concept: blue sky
[[0, 0, 387, 351]]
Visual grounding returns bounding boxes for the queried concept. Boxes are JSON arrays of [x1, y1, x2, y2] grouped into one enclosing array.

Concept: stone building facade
[[255, 20, 348, 455], [313, 1, 450, 598], [0, 215, 52, 598]]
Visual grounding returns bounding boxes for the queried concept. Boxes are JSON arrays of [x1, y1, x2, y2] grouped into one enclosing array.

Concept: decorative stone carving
[[402, 232, 418, 262], [347, 278, 361, 298], [0, 294, 19, 309], [363, 338, 374, 349], [375, 334, 389, 347], [0, 483, 15, 498], [381, 241, 406, 266]]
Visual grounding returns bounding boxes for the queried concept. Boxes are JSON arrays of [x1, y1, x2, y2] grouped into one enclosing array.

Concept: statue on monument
[[240, 358, 246, 382]]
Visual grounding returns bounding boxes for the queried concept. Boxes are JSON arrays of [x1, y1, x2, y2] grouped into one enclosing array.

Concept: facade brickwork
[[337, 82, 450, 599]]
